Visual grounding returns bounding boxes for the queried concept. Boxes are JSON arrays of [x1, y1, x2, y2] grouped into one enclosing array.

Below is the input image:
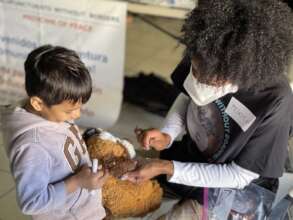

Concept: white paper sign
[[225, 97, 256, 132], [0, 0, 126, 128]]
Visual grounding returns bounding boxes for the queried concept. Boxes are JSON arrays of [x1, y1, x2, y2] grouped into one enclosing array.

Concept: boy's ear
[[30, 96, 45, 112]]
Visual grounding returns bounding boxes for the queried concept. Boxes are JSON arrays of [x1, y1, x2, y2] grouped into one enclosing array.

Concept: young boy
[[0, 45, 109, 220]]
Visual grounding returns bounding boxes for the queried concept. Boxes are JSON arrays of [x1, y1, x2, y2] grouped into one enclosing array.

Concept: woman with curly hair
[[125, 0, 293, 218]]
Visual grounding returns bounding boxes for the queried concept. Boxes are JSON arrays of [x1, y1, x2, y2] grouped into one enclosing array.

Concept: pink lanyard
[[201, 187, 209, 220]]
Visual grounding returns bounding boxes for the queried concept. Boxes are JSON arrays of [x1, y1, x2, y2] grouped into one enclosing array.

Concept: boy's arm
[[11, 143, 67, 215]]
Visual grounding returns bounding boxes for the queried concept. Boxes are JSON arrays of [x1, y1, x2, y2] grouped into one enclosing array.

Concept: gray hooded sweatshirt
[[0, 102, 106, 220]]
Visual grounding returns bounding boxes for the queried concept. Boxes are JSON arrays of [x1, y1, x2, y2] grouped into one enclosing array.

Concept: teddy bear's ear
[[82, 128, 102, 142]]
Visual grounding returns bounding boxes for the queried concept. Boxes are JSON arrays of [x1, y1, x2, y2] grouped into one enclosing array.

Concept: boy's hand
[[76, 164, 109, 189], [65, 164, 109, 194], [134, 127, 171, 151]]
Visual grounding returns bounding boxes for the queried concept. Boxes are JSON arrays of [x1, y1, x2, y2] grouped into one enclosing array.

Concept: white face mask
[[183, 66, 238, 106]]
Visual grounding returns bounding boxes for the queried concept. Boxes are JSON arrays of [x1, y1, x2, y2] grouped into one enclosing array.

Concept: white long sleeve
[[169, 161, 259, 189], [160, 93, 190, 147]]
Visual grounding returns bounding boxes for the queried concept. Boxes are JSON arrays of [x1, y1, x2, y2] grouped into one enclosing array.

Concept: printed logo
[[212, 100, 231, 160], [63, 125, 87, 171]]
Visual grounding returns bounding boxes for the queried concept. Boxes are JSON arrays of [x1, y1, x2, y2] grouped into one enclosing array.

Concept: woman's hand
[[122, 159, 174, 184], [134, 127, 171, 151]]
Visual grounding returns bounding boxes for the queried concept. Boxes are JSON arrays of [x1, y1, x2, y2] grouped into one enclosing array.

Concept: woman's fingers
[[121, 171, 140, 183], [143, 130, 162, 150], [134, 127, 144, 145], [135, 127, 151, 150], [134, 127, 168, 151], [142, 134, 153, 150], [134, 127, 143, 136]]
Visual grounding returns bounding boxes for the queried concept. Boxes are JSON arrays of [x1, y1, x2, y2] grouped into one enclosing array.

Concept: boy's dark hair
[[25, 45, 92, 106], [181, 0, 293, 90]]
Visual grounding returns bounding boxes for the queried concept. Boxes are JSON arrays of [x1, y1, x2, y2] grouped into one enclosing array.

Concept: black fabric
[[123, 73, 180, 116], [283, 0, 293, 10]]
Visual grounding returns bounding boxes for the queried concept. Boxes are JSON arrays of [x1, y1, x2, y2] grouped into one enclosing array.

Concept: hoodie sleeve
[[11, 142, 67, 215]]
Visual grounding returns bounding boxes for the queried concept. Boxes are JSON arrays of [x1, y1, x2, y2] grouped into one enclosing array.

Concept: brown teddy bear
[[83, 128, 163, 218]]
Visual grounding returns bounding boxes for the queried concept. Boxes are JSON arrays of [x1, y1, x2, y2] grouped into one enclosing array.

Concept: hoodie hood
[[0, 100, 70, 150]]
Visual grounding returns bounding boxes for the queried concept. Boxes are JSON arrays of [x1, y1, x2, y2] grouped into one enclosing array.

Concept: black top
[[172, 56, 293, 178]]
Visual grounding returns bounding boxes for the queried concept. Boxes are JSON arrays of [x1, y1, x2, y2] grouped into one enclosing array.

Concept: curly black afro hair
[[181, 0, 293, 90]]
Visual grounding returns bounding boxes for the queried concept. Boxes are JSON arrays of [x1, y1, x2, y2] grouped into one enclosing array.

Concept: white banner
[[0, 0, 127, 128], [128, 0, 195, 9]]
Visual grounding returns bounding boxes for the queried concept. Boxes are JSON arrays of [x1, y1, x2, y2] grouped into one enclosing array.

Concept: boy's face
[[40, 100, 82, 123]]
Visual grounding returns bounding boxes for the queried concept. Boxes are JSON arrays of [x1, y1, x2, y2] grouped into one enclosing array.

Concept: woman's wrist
[[158, 160, 174, 176], [162, 133, 172, 149]]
